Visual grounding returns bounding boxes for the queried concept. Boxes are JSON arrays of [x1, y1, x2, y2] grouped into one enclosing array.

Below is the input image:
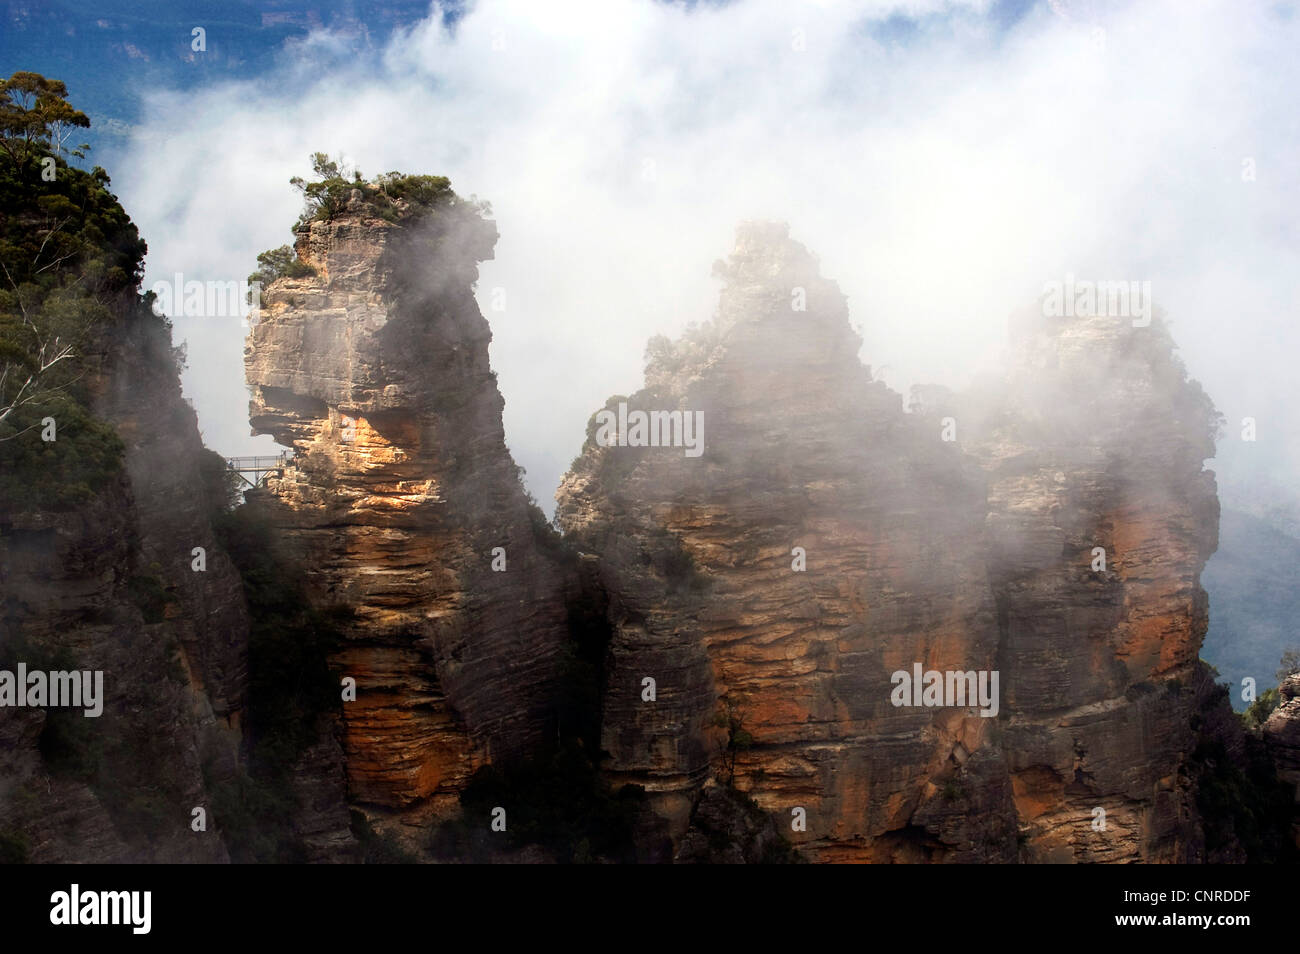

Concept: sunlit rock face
[[557, 222, 1225, 862], [557, 223, 1008, 861], [244, 195, 571, 837]]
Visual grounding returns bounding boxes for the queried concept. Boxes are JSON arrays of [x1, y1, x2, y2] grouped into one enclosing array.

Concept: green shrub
[[196, 447, 241, 518], [206, 769, 302, 864], [0, 830, 29, 864], [430, 745, 646, 864], [1242, 687, 1280, 729], [246, 244, 316, 289], [0, 389, 124, 510], [350, 811, 418, 864], [127, 574, 172, 624]]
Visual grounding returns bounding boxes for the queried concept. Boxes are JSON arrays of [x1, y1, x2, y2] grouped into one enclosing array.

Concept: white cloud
[[111, 0, 1300, 512]]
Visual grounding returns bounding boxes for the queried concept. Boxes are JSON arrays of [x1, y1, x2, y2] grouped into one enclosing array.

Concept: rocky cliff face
[[556, 222, 1231, 862], [1263, 674, 1300, 852], [557, 223, 1003, 861], [244, 192, 572, 844], [0, 300, 246, 863], [959, 304, 1223, 862]]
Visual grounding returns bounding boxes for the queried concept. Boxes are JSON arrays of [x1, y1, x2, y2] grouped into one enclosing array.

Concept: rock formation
[[957, 302, 1223, 862], [243, 190, 572, 845], [557, 222, 1234, 862], [1263, 674, 1300, 852], [557, 223, 1003, 860]]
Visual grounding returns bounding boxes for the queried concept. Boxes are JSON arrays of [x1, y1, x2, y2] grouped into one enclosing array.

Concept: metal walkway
[[226, 453, 292, 490]]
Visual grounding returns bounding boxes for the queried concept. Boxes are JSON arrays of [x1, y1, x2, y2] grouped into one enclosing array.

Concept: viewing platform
[[225, 452, 292, 489]]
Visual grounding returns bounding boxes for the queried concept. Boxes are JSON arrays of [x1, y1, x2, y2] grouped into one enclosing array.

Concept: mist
[[108, 0, 1300, 516]]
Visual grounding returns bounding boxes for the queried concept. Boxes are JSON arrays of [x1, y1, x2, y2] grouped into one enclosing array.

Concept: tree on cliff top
[[0, 71, 89, 164], [289, 152, 360, 226], [288, 150, 480, 229], [254, 153, 493, 291]]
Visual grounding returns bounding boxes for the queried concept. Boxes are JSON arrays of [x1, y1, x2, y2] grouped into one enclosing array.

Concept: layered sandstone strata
[[244, 192, 571, 838], [557, 222, 1224, 862], [959, 305, 1222, 862], [557, 223, 1007, 861]]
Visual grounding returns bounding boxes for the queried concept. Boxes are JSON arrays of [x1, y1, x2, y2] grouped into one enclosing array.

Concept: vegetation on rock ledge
[[248, 151, 493, 293]]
